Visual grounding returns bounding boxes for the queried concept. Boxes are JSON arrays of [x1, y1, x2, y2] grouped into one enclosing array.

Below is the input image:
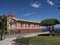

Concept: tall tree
[[0, 15, 7, 40], [40, 18, 60, 36], [2, 15, 7, 34], [0, 16, 3, 40]]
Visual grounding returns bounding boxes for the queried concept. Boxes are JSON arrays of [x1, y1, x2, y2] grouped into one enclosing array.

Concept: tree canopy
[[40, 18, 60, 26], [40, 18, 60, 36]]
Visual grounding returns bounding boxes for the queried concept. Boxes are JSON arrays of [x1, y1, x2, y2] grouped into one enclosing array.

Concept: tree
[[40, 18, 60, 36], [2, 15, 7, 34], [0, 16, 3, 40], [0, 15, 7, 40]]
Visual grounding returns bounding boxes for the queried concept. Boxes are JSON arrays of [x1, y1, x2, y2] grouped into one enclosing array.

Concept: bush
[[13, 37, 30, 45]]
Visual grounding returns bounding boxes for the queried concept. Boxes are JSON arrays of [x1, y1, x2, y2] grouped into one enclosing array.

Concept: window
[[15, 31, 17, 34], [18, 31, 20, 34], [21, 23, 23, 28], [34, 24, 35, 28], [10, 30, 14, 35], [32, 26, 33, 28], [28, 24, 30, 28]]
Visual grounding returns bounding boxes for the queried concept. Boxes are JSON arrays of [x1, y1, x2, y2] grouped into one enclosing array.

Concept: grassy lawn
[[13, 35, 60, 45], [29, 36, 60, 45]]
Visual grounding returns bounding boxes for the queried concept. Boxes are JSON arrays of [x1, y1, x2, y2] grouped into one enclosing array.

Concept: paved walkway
[[0, 38, 16, 45], [23, 31, 49, 37], [0, 32, 50, 45]]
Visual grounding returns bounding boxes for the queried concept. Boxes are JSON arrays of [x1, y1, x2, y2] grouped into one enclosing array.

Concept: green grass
[[14, 36, 60, 45], [29, 36, 60, 45]]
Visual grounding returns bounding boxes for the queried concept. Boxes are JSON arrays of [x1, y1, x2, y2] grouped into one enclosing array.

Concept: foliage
[[13, 37, 29, 45], [0, 15, 7, 33], [40, 18, 60, 26], [40, 18, 60, 36]]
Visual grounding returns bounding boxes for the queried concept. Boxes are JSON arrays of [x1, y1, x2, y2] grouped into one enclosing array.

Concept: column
[[17, 22, 18, 29], [19, 23, 21, 29]]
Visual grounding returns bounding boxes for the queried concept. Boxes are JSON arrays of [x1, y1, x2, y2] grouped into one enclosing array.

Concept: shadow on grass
[[38, 34, 60, 36]]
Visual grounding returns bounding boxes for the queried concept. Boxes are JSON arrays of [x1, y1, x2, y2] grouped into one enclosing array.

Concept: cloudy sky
[[0, 0, 60, 22]]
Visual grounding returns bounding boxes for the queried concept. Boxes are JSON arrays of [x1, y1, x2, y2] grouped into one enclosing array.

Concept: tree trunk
[[0, 33, 3, 40], [50, 30, 52, 36], [50, 25, 54, 36], [47, 26, 52, 36]]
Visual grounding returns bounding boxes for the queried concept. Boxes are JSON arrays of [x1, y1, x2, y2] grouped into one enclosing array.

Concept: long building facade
[[7, 12, 41, 35]]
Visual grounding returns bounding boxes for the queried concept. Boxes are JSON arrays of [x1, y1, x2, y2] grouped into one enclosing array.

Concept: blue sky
[[0, 0, 60, 22]]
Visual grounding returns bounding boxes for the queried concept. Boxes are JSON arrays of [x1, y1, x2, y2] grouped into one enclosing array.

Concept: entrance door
[[10, 30, 14, 35]]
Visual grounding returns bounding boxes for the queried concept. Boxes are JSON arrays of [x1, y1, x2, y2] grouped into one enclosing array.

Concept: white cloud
[[23, 12, 35, 17], [31, 2, 42, 8], [24, 13, 32, 16], [47, 0, 54, 5]]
